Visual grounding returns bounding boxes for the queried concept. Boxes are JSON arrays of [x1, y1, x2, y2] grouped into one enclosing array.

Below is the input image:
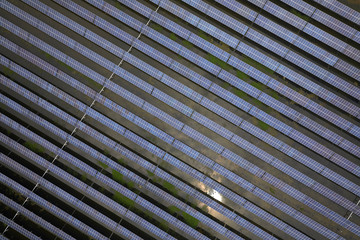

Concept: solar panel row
[[5, 17, 360, 222], [0, 194, 76, 240], [262, 1, 360, 54], [0, 96, 265, 240], [3, 3, 359, 220], [1, 1, 358, 238], [0, 172, 109, 240], [0, 77, 249, 239], [186, 0, 360, 82], [0, 214, 41, 240], [176, 0, 360, 95], [0, 154, 147, 240], [0, 68, 302, 239], [0, 48, 350, 239], [115, 0, 360, 133], [313, 0, 360, 25], [84, 0, 360, 158]]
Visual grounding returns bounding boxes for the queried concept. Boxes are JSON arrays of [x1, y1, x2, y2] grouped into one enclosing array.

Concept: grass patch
[[269, 187, 276, 194], [290, 9, 310, 21], [103, 149, 111, 158], [163, 181, 178, 196], [242, 56, 274, 75], [80, 174, 87, 182], [181, 211, 199, 228], [201, 205, 208, 213], [112, 170, 125, 185], [117, 158, 125, 166], [58, 61, 75, 72], [258, 120, 270, 131], [113, 191, 134, 208], [236, 70, 250, 81], [147, 170, 155, 177], [126, 181, 135, 189], [168, 205, 181, 215], [198, 30, 211, 41], [207, 54, 232, 71], [251, 81, 266, 91], [168, 205, 199, 228], [114, 2, 122, 10], [84, 76, 102, 89], [169, 33, 177, 41], [23, 141, 45, 154], [182, 40, 193, 49], [98, 161, 108, 169], [269, 90, 280, 100], [1, 66, 14, 77], [252, 99, 263, 107], [222, 82, 230, 89], [159, 220, 169, 232], [232, 88, 249, 100], [151, 23, 163, 32]]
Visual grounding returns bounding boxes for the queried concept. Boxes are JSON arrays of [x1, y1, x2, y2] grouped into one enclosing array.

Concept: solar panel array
[[0, 0, 359, 239]]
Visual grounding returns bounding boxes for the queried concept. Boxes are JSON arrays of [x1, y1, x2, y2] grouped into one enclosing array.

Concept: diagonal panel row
[[0, 153, 163, 240], [260, 0, 360, 54], [0, 214, 41, 240], [0, 194, 76, 240], [312, 0, 360, 26], [0, 90, 262, 240], [0, 61, 306, 239], [2, 12, 360, 225], [279, 0, 360, 43], [114, 0, 360, 137], [170, 0, 360, 87], [21, 0, 356, 171], [1, 4, 358, 231], [0, 44, 353, 239], [104, 0, 360, 158], [35, 0, 360, 200]]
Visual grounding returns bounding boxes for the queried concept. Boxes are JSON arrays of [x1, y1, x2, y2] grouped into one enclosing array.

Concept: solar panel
[[3, 1, 360, 236], [83, 0, 360, 155], [263, 1, 307, 29], [313, 0, 360, 25], [0, 214, 42, 240], [279, 0, 316, 16]]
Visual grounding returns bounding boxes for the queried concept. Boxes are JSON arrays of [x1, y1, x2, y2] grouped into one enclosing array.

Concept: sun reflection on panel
[[209, 188, 222, 202]]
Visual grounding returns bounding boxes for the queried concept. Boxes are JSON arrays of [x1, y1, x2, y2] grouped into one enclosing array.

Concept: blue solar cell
[[182, 125, 225, 154], [209, 84, 252, 113], [88, 0, 360, 161], [303, 24, 346, 52], [248, 0, 267, 8], [312, 9, 358, 39], [315, 0, 360, 25], [255, 15, 298, 43], [263, 1, 306, 29], [133, 116, 174, 144], [151, 88, 194, 117], [292, 37, 338, 66], [180, 47, 221, 75], [172, 140, 200, 160], [215, 0, 257, 21], [237, 42, 279, 71], [188, 33, 229, 62], [245, 29, 289, 57], [280, 0, 315, 16]]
